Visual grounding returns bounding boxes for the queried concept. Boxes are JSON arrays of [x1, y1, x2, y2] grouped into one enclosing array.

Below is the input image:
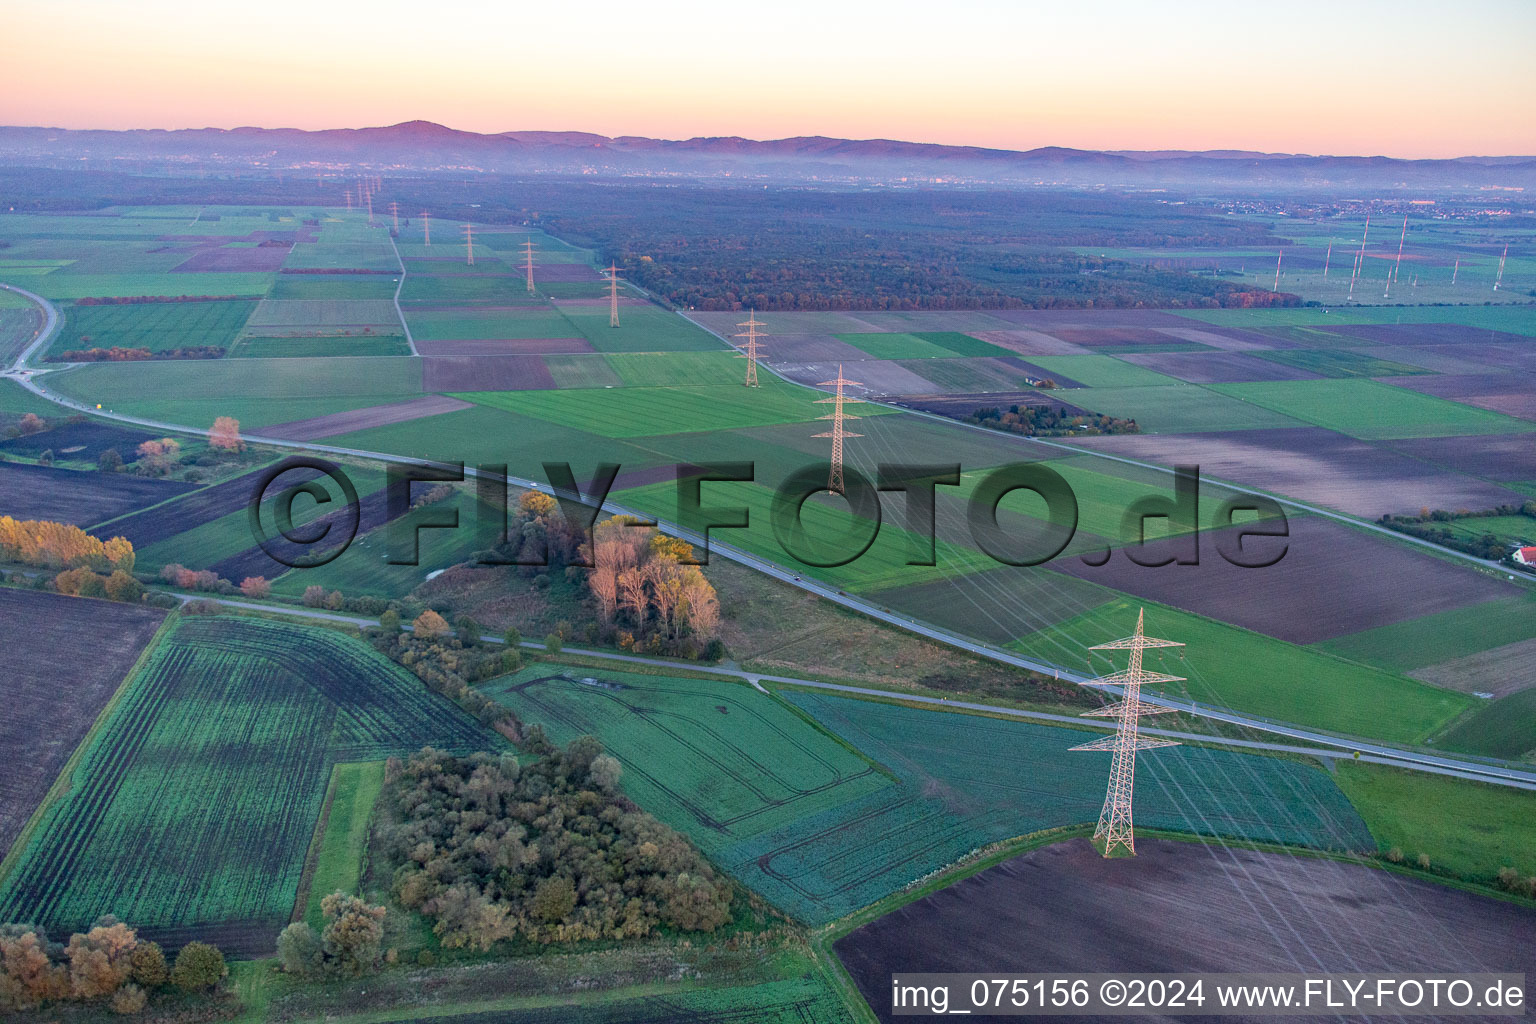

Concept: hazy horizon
[[10, 0, 1535, 160]]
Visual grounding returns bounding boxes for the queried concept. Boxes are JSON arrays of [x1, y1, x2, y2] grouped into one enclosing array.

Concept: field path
[[386, 235, 419, 356], [3, 280, 1534, 789]]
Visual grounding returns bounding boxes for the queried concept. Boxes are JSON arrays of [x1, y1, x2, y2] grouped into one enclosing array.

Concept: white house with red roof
[[1515, 546, 1536, 567]]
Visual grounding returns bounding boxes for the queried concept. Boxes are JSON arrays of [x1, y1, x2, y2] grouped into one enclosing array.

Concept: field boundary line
[[290, 761, 346, 926], [0, 605, 179, 884]]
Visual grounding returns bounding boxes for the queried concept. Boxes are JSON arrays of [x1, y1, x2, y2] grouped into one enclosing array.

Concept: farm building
[[1514, 546, 1536, 566]]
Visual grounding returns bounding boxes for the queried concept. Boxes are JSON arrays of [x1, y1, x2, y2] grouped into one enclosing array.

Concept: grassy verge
[[292, 761, 387, 927]]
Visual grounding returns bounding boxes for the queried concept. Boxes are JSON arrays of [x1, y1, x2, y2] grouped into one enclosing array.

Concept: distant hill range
[[2, 121, 1532, 189]]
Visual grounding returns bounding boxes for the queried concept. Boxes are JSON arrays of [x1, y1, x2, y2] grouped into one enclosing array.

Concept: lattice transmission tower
[[388, 201, 399, 233], [522, 238, 537, 294], [606, 264, 622, 327], [813, 365, 863, 494], [734, 310, 766, 386], [463, 224, 475, 266], [1070, 608, 1184, 857], [421, 211, 431, 246]]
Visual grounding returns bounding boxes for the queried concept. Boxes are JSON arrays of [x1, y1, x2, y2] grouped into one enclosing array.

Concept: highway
[[5, 280, 1535, 792]]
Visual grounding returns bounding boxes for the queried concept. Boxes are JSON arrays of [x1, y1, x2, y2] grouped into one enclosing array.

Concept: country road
[[5, 280, 1535, 792]]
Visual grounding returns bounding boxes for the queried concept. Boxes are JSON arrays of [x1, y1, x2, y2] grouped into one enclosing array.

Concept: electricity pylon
[[1071, 608, 1184, 857], [343, 188, 353, 211], [421, 211, 431, 246], [606, 264, 622, 327], [813, 365, 863, 494], [522, 238, 537, 294], [388, 201, 399, 233], [463, 224, 474, 266], [734, 310, 766, 386]]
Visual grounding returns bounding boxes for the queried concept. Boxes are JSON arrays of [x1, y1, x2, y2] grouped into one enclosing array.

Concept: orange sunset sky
[[6, 0, 1535, 158]]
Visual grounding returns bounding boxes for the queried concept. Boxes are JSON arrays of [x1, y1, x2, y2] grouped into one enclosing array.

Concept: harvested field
[[91, 461, 322, 547], [1383, 373, 1536, 421], [1041, 326, 1196, 347], [687, 311, 889, 335], [257, 395, 474, 442], [1048, 516, 1517, 644], [206, 480, 401, 582], [864, 564, 1108, 644], [1150, 326, 1296, 351], [1363, 344, 1510, 375], [0, 421, 157, 465], [963, 329, 1090, 356], [0, 461, 194, 527], [890, 357, 1030, 393], [1120, 350, 1321, 382], [525, 262, 603, 282], [1052, 384, 1300, 433], [423, 354, 558, 391], [0, 590, 165, 859], [414, 338, 591, 356], [837, 838, 1535, 1024], [1068, 426, 1528, 516], [1027, 354, 1181, 388], [837, 311, 1020, 333], [774, 359, 940, 396], [405, 308, 582, 342], [1250, 348, 1440, 378], [1323, 323, 1534, 346], [1384, 433, 1536, 483], [1409, 636, 1536, 698], [753, 334, 871, 364], [0, 615, 500, 951], [545, 353, 624, 389]]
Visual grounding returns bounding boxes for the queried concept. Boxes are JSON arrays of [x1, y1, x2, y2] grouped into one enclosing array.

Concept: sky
[[7, 0, 1535, 157]]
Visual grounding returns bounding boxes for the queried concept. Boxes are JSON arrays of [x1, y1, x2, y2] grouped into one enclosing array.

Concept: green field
[[247, 298, 400, 329], [1314, 593, 1536, 673], [605, 350, 746, 387], [487, 669, 1368, 924], [0, 615, 500, 939], [1435, 689, 1536, 760], [232, 335, 412, 358], [1334, 761, 1536, 879], [910, 331, 1015, 357], [50, 299, 257, 357], [1051, 384, 1303, 432], [406, 308, 581, 341], [302, 761, 387, 925], [399, 274, 542, 306], [1174, 305, 1536, 337], [1009, 597, 1474, 744], [52, 355, 421, 408], [1210, 379, 1536, 439], [268, 274, 400, 301], [29, 272, 275, 301], [557, 305, 724, 353], [545, 353, 624, 389], [1027, 354, 1184, 388], [836, 332, 960, 360], [454, 379, 887, 437]]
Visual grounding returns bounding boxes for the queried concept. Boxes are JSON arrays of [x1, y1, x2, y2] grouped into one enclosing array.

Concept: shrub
[[110, 983, 146, 1014], [379, 609, 401, 632], [502, 626, 521, 649], [127, 941, 166, 988], [97, 448, 123, 473], [302, 585, 329, 608], [413, 609, 451, 639], [276, 922, 321, 977], [239, 576, 271, 599], [169, 942, 225, 992], [543, 632, 563, 655]]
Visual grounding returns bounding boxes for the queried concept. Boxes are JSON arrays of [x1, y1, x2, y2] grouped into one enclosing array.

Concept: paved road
[[386, 235, 419, 356], [189, 596, 1536, 792], [5, 282, 1533, 790]]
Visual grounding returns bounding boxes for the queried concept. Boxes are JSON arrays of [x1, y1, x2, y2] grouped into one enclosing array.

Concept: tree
[[97, 448, 123, 473], [319, 893, 386, 976], [135, 438, 181, 475], [17, 413, 46, 434], [379, 609, 401, 632], [104, 570, 143, 603], [543, 631, 563, 655], [455, 614, 481, 646], [65, 921, 138, 999], [502, 626, 521, 649], [590, 753, 622, 793], [302, 585, 328, 608], [208, 416, 244, 452], [413, 609, 450, 639], [0, 929, 68, 1011], [239, 576, 271, 599], [127, 942, 166, 988], [276, 922, 321, 977], [530, 876, 576, 924], [169, 942, 225, 992], [518, 490, 558, 518]]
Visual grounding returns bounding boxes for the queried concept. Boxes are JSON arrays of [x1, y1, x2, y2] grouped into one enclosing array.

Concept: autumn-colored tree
[[66, 921, 138, 999], [208, 416, 244, 452], [413, 609, 451, 639], [0, 929, 69, 1011], [518, 490, 558, 518], [135, 438, 181, 475], [239, 576, 271, 599], [127, 942, 166, 988], [0, 518, 134, 572], [17, 413, 45, 434], [104, 570, 143, 604], [302, 585, 328, 608], [319, 893, 386, 976]]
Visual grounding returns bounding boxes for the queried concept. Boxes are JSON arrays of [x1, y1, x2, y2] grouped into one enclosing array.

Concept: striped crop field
[[0, 615, 501, 953]]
